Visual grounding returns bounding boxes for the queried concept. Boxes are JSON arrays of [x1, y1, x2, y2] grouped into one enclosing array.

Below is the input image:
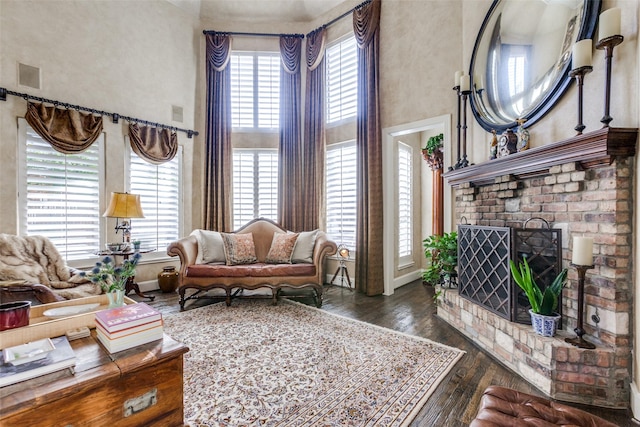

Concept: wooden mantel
[[443, 127, 638, 187]]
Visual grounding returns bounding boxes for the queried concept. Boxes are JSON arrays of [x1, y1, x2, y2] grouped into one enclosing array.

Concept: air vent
[[18, 63, 40, 89], [172, 105, 183, 123]]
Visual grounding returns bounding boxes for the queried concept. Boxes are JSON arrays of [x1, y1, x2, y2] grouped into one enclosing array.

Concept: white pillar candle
[[454, 70, 462, 87], [572, 236, 594, 266], [460, 74, 470, 92], [572, 39, 592, 69], [475, 75, 484, 91], [599, 7, 621, 40]]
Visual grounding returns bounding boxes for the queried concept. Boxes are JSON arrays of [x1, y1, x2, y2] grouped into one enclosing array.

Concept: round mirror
[[470, 0, 600, 133]]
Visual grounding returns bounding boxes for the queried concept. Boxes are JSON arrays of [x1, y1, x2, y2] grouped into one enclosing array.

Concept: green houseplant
[[510, 258, 567, 336], [423, 133, 444, 156], [423, 231, 458, 287]]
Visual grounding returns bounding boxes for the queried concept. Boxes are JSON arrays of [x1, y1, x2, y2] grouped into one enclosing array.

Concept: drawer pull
[[123, 388, 157, 417]]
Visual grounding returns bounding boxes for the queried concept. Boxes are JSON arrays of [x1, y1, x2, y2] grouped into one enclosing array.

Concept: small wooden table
[[0, 332, 189, 426], [95, 249, 156, 301]]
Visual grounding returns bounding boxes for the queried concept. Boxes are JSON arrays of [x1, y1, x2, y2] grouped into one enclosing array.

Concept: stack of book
[[95, 303, 163, 353]]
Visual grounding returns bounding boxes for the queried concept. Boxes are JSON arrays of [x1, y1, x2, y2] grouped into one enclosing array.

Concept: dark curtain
[[128, 123, 178, 164], [302, 28, 327, 231], [278, 36, 303, 231], [353, 0, 383, 296], [25, 102, 103, 154], [204, 33, 233, 231]]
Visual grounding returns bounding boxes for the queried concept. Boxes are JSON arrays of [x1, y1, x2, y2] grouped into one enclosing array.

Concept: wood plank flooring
[[140, 280, 633, 426]]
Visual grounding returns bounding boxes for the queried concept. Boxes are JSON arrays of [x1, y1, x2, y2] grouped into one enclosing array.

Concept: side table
[[95, 248, 156, 301]]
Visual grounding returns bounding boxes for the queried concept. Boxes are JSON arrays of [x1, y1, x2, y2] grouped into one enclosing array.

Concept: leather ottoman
[[470, 386, 618, 426]]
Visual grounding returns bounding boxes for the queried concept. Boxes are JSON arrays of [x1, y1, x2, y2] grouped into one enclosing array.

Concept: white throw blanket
[[0, 234, 101, 299]]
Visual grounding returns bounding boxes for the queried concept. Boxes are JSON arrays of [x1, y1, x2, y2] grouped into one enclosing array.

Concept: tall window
[[326, 35, 357, 124], [18, 120, 102, 260], [230, 52, 280, 129], [325, 141, 357, 250], [129, 150, 181, 252], [398, 142, 413, 260], [233, 149, 278, 230]]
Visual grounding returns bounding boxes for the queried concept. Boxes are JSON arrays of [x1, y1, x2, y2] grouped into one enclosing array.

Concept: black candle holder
[[565, 263, 596, 349], [451, 85, 461, 170], [569, 66, 593, 135], [595, 34, 623, 127], [459, 89, 471, 169]]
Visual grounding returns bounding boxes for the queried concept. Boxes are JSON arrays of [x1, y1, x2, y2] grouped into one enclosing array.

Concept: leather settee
[[167, 218, 337, 310], [470, 386, 618, 426]]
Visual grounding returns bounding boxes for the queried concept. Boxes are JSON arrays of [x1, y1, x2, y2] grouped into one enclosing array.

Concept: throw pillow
[[265, 232, 299, 264], [291, 230, 318, 263], [221, 233, 257, 265], [190, 230, 226, 264]]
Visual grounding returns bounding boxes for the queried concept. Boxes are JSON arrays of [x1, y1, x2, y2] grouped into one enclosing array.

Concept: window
[[129, 149, 181, 253], [233, 149, 278, 230], [326, 35, 357, 124], [398, 142, 413, 260], [18, 120, 103, 261], [230, 52, 280, 129], [325, 141, 357, 250]]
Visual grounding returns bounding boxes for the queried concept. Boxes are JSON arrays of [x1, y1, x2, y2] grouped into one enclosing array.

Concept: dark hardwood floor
[[138, 280, 633, 426]]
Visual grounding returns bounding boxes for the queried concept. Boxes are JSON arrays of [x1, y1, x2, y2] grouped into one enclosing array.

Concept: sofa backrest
[[235, 218, 287, 262]]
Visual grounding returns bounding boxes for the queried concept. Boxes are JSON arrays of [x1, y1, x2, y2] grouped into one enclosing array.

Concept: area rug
[[163, 299, 465, 426]]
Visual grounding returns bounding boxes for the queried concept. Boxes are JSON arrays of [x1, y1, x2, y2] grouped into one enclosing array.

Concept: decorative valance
[[128, 123, 178, 164], [305, 28, 326, 71], [280, 36, 302, 74], [353, 0, 380, 48], [25, 102, 103, 154], [206, 33, 232, 72]]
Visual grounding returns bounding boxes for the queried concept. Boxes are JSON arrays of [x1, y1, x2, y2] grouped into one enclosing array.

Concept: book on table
[[95, 302, 161, 333], [96, 324, 164, 353], [0, 336, 76, 387]]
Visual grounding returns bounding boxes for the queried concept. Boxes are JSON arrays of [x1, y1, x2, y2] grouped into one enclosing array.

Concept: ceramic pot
[[0, 301, 31, 331], [158, 266, 179, 293], [529, 309, 560, 337]]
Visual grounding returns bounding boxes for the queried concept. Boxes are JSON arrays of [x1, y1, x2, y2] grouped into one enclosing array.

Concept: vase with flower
[[81, 253, 141, 307]]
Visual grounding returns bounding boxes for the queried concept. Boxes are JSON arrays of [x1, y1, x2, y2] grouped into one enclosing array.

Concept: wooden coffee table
[[0, 331, 188, 426]]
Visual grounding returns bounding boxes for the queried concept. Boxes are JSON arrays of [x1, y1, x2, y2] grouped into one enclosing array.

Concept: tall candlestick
[[460, 75, 470, 92], [572, 236, 593, 265], [599, 7, 621, 41], [572, 39, 592, 69]]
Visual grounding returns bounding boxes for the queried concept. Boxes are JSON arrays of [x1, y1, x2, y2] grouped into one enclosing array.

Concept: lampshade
[[103, 192, 145, 219], [338, 245, 350, 259]]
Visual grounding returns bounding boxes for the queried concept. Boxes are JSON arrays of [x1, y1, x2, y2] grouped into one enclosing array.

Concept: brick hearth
[[440, 145, 634, 408]]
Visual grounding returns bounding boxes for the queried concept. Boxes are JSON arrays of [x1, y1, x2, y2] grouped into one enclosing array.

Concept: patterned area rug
[[163, 299, 464, 426]]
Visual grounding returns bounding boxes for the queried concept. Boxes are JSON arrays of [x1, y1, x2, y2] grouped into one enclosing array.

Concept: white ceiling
[[168, 0, 349, 23]]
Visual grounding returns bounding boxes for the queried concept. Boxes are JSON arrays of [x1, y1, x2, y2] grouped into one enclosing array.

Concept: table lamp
[[103, 192, 145, 243]]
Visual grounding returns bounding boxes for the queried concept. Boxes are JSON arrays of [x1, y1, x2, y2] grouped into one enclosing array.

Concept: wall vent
[[18, 63, 41, 89], [172, 105, 183, 123]]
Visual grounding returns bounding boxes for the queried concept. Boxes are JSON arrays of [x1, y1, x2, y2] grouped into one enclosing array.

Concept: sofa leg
[[225, 289, 232, 306], [179, 289, 186, 311], [272, 289, 279, 305]]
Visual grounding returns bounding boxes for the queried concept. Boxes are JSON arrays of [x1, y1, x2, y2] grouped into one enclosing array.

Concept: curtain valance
[[206, 33, 232, 72], [280, 36, 302, 74], [128, 123, 178, 164], [353, 0, 380, 48], [305, 28, 326, 71], [25, 102, 103, 154]]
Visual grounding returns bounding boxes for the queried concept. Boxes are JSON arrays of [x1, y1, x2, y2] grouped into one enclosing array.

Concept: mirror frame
[[469, 0, 601, 133]]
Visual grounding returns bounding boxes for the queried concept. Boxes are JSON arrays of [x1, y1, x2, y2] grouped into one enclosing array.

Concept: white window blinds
[[326, 35, 357, 124], [231, 52, 280, 129], [19, 120, 102, 261], [129, 149, 181, 252], [325, 141, 357, 250], [233, 149, 278, 230], [398, 142, 413, 259]]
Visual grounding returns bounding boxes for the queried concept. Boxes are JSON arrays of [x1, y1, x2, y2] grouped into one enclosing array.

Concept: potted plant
[[423, 231, 458, 288], [81, 253, 141, 307], [510, 258, 567, 337], [422, 133, 444, 169]]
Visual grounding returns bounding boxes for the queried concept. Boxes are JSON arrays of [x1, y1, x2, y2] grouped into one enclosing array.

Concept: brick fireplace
[[439, 127, 637, 408]]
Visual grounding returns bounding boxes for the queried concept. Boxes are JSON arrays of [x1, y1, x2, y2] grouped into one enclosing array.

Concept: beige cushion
[[190, 230, 226, 264], [221, 233, 258, 265], [291, 230, 318, 264], [265, 233, 299, 264]]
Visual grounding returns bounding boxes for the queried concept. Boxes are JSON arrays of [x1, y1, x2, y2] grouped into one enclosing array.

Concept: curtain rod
[[307, 0, 372, 37], [0, 87, 198, 138], [203, 30, 304, 38]]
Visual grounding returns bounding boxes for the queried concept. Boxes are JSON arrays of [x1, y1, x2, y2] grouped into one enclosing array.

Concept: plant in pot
[[422, 133, 444, 169], [423, 231, 458, 302], [510, 258, 567, 337]]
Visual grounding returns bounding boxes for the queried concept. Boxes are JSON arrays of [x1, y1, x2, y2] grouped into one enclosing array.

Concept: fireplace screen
[[458, 223, 562, 324]]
